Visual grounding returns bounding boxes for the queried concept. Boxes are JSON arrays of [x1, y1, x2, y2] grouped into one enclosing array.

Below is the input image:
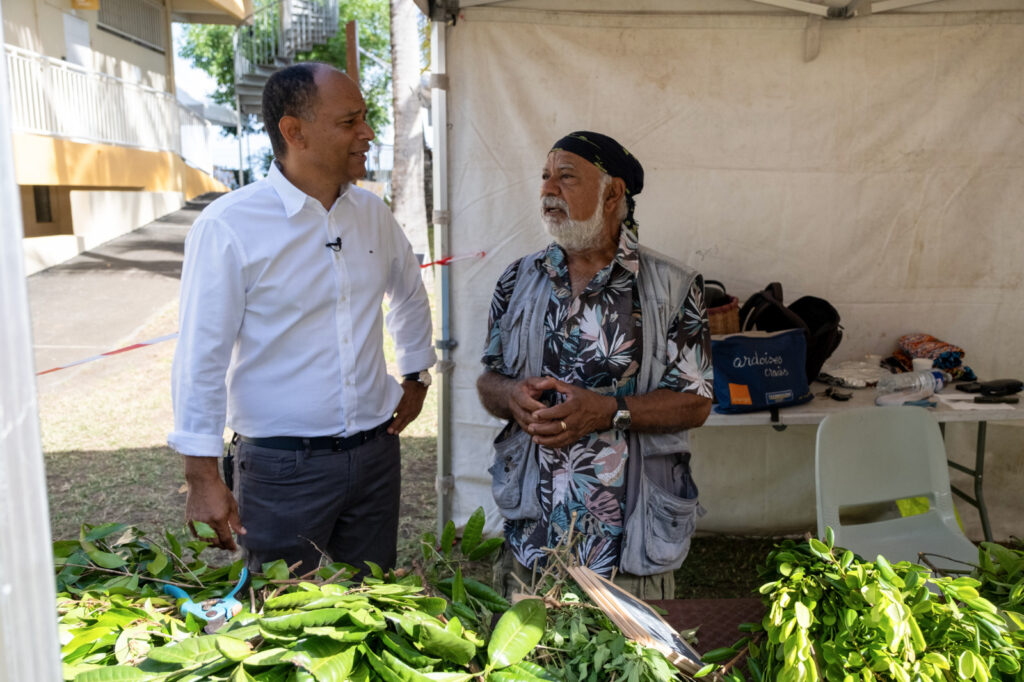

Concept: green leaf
[[84, 522, 130, 543], [410, 597, 448, 617], [463, 578, 510, 613], [381, 631, 441, 668], [147, 550, 168, 576], [808, 538, 831, 561], [192, 521, 217, 539], [165, 531, 182, 559], [216, 636, 254, 662], [85, 547, 128, 569], [263, 590, 327, 610], [304, 627, 371, 643], [366, 561, 385, 580], [468, 537, 504, 562], [418, 622, 477, 666], [288, 638, 356, 680], [440, 520, 456, 558], [262, 560, 290, 581], [73, 666, 154, 681], [794, 601, 812, 629], [230, 665, 258, 682], [259, 608, 350, 633], [825, 527, 835, 549], [500, 662, 558, 681], [54, 540, 82, 558], [239, 647, 295, 667], [694, 663, 716, 677], [487, 597, 546, 669], [360, 645, 406, 682], [460, 507, 485, 556], [452, 566, 467, 604], [958, 650, 976, 678], [146, 634, 225, 665]]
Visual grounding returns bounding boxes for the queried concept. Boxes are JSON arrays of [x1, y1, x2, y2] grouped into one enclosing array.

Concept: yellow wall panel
[[12, 133, 228, 198]]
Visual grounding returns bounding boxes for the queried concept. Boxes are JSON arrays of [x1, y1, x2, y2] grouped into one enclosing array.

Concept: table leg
[[946, 421, 992, 542]]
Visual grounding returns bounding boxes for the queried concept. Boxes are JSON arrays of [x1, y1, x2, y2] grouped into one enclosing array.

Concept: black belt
[[236, 418, 393, 452]]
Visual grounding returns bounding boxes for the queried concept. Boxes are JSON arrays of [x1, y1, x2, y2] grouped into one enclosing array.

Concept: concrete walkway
[[26, 195, 218, 387]]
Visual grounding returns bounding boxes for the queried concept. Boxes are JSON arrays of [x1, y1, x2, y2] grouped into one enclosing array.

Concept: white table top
[[701, 382, 1024, 428]]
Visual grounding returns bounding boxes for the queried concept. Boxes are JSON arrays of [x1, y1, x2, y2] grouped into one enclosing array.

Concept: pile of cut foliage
[[55, 508, 680, 682], [54, 511, 1024, 682], [697, 532, 1024, 681]]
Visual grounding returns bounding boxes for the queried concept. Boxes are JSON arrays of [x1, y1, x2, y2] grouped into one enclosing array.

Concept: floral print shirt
[[481, 225, 713, 576]]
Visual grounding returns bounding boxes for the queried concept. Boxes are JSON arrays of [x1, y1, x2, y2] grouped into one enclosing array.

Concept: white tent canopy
[[421, 0, 1024, 539]]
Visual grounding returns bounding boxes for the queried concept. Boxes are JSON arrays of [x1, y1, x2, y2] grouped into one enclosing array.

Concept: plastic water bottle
[[875, 369, 951, 406]]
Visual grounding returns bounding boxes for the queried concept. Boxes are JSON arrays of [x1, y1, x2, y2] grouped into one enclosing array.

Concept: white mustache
[[542, 197, 569, 212]]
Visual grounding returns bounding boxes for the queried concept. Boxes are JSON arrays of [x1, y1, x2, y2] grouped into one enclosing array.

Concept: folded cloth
[[888, 333, 977, 381]]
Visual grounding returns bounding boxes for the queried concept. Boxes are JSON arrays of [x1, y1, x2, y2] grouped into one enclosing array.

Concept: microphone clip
[[325, 237, 342, 252]]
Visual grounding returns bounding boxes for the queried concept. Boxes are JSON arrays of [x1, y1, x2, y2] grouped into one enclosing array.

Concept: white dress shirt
[[169, 164, 436, 457]]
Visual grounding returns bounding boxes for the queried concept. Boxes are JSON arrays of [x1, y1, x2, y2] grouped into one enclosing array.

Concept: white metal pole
[[430, 14, 453, 534], [0, 1, 62, 678]]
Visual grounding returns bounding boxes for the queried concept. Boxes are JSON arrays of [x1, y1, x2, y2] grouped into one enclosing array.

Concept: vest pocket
[[488, 422, 541, 520], [620, 467, 702, 575], [643, 476, 699, 566]]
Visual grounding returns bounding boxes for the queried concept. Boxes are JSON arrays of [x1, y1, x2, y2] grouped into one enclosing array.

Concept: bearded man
[[477, 131, 713, 599]]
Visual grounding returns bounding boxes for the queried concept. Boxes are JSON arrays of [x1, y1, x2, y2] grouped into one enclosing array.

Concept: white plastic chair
[[815, 405, 978, 574]]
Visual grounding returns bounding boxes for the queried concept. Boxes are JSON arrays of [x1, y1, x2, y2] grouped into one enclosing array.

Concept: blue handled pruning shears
[[164, 567, 248, 633]]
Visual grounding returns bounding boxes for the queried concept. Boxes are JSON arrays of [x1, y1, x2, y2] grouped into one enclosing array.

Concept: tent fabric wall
[[442, 7, 1024, 539]]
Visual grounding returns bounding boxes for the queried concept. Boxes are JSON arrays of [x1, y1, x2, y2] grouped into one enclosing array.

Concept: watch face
[[613, 410, 631, 430]]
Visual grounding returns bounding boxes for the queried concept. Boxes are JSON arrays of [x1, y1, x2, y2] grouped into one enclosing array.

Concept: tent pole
[[0, 0, 63, 675], [430, 12, 454, 536]]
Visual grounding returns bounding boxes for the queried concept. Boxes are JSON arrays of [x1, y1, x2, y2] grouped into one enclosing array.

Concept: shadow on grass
[[44, 436, 441, 570], [675, 535, 784, 599], [45, 446, 187, 542]]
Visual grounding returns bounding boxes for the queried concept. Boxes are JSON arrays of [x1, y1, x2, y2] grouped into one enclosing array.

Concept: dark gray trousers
[[230, 431, 400, 577]]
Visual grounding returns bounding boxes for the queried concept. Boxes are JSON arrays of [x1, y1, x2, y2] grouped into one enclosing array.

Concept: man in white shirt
[[168, 63, 436, 576]]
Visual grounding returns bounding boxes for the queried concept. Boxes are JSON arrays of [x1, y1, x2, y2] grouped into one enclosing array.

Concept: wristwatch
[[611, 395, 631, 431], [403, 370, 432, 388]]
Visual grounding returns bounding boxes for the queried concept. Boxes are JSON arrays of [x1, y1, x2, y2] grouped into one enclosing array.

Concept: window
[[98, 0, 166, 53], [33, 186, 53, 224]]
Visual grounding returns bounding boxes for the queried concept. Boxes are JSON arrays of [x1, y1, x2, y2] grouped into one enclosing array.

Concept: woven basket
[[708, 295, 740, 335]]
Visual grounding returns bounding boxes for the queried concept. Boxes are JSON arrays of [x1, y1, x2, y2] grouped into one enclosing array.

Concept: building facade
[[3, 0, 249, 274]]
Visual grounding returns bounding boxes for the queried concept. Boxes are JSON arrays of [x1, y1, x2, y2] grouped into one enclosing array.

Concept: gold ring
[[560, 420, 568, 432]]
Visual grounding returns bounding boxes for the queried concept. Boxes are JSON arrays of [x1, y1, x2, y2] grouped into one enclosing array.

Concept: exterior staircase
[[234, 0, 340, 120]]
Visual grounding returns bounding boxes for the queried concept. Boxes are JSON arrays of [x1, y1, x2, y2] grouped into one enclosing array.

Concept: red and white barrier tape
[[421, 251, 486, 268], [36, 333, 179, 376]]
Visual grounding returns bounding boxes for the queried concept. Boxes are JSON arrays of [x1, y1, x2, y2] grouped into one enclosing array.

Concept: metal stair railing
[[233, 0, 339, 89]]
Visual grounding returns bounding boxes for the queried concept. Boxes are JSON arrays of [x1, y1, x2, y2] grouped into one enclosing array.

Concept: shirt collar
[[267, 161, 351, 218], [542, 222, 640, 281]]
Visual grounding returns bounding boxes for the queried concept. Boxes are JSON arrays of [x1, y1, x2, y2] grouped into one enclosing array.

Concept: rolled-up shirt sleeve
[[384, 214, 436, 376], [168, 218, 246, 457]]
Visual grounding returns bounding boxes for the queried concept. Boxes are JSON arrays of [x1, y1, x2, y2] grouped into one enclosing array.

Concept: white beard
[[541, 176, 610, 252]]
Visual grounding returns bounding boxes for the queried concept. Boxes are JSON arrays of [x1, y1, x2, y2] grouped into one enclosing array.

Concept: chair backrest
[[815, 405, 960, 541]]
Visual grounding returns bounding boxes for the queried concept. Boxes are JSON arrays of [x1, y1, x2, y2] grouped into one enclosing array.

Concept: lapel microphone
[[325, 237, 342, 252]]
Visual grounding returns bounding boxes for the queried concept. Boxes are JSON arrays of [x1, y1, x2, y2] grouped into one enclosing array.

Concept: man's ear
[[278, 115, 305, 151], [604, 177, 626, 215]]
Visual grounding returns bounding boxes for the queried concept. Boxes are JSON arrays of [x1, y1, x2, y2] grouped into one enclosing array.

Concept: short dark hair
[[262, 63, 325, 159]]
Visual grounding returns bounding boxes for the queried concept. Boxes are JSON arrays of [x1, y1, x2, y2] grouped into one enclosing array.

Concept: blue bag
[[711, 329, 813, 415]]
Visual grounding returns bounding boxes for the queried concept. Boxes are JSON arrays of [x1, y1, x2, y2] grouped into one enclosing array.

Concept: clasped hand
[[508, 376, 611, 448]]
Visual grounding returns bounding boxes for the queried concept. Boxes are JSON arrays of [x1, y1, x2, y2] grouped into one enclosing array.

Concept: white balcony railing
[[4, 44, 216, 175]]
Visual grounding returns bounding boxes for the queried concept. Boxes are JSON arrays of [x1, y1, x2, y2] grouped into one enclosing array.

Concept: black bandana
[[550, 131, 644, 230]]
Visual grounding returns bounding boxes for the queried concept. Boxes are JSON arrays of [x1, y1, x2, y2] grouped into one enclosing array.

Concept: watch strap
[[616, 395, 628, 412]]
